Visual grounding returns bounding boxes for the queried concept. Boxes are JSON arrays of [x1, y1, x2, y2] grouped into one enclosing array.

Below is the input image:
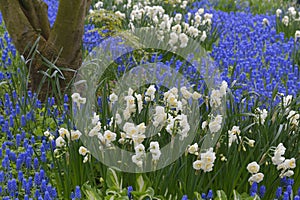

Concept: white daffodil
[[180, 87, 192, 99], [149, 141, 160, 153], [132, 154, 143, 167], [282, 16, 289, 26], [89, 122, 101, 137], [103, 130, 117, 143], [295, 30, 300, 42], [272, 155, 285, 166], [284, 158, 296, 169], [201, 121, 208, 130], [109, 92, 118, 103], [262, 18, 269, 26], [137, 123, 146, 134], [202, 162, 214, 172], [151, 150, 161, 161], [209, 115, 222, 133], [79, 146, 89, 156], [44, 130, 50, 137], [70, 130, 82, 141], [153, 106, 167, 127], [83, 155, 89, 163], [134, 144, 145, 156], [193, 160, 203, 170], [276, 9, 282, 17], [248, 173, 264, 183], [280, 170, 294, 178], [210, 89, 222, 107], [200, 148, 216, 164], [179, 33, 189, 48], [58, 128, 70, 140], [287, 110, 299, 126], [55, 136, 66, 148], [200, 30, 207, 41], [247, 161, 260, 174], [188, 143, 199, 155], [92, 112, 100, 125], [145, 85, 156, 101]]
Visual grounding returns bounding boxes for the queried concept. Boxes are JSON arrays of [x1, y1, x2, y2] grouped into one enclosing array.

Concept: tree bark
[[0, 0, 92, 100]]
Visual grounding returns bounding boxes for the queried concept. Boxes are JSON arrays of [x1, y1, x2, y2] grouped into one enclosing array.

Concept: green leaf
[[233, 190, 241, 200], [0, 81, 8, 86], [82, 182, 103, 200], [135, 174, 151, 192], [131, 187, 155, 200], [215, 190, 228, 200], [106, 168, 122, 189], [194, 192, 203, 200], [240, 192, 261, 200]]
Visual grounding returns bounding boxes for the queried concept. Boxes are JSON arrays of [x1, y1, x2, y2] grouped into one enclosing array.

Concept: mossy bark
[[0, 0, 92, 100]]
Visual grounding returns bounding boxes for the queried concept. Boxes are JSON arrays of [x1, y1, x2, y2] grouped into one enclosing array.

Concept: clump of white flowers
[[247, 161, 264, 184], [44, 130, 55, 141], [98, 130, 117, 148], [71, 93, 86, 108], [228, 126, 241, 147], [276, 9, 282, 17], [79, 78, 224, 169], [255, 108, 268, 125], [79, 146, 90, 163], [90, 0, 213, 49], [271, 143, 296, 178], [149, 141, 161, 161], [192, 148, 216, 172], [210, 81, 227, 108], [187, 143, 199, 155], [295, 30, 300, 42], [166, 113, 190, 140], [123, 122, 146, 146], [55, 127, 82, 147], [132, 143, 146, 167], [262, 18, 269, 26], [287, 110, 299, 126], [153, 106, 167, 127], [276, 6, 300, 40], [145, 85, 156, 101], [282, 94, 293, 108], [282, 15, 289, 26], [208, 115, 223, 133]]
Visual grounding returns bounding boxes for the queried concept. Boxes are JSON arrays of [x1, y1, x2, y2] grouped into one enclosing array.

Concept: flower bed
[[0, 0, 300, 199]]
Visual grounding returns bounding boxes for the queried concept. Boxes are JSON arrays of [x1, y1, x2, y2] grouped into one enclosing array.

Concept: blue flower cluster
[[208, 10, 299, 106], [0, 31, 16, 70], [0, 89, 81, 199], [42, 0, 58, 27], [0, 91, 56, 199], [275, 178, 300, 200]]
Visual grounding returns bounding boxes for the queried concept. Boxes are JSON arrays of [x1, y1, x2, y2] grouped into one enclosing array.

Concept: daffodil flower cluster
[[123, 88, 143, 120], [287, 110, 299, 127], [210, 81, 227, 108], [131, 141, 162, 167], [192, 148, 216, 172], [55, 128, 82, 148], [82, 84, 203, 167], [276, 7, 299, 26], [247, 161, 264, 183], [254, 107, 268, 125], [271, 143, 296, 178], [227, 126, 241, 147], [79, 146, 90, 163], [90, 0, 212, 50], [71, 93, 86, 109]]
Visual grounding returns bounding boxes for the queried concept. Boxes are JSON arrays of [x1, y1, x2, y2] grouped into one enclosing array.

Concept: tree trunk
[[0, 0, 91, 100]]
